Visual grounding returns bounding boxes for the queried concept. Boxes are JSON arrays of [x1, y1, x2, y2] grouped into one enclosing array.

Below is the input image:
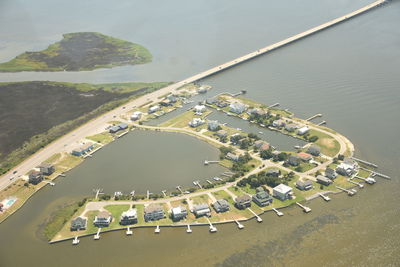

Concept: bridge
[[0, 0, 387, 191]]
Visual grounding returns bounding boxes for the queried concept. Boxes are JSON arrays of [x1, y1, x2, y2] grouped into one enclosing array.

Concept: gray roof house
[[266, 168, 281, 177], [206, 98, 217, 105], [252, 188, 273, 207], [235, 195, 252, 209], [208, 120, 220, 131], [296, 179, 313, 191], [288, 155, 301, 166], [171, 206, 188, 221], [229, 102, 247, 114], [215, 130, 228, 138], [316, 175, 332, 186], [212, 199, 230, 213], [120, 209, 138, 225], [325, 168, 337, 179], [307, 145, 321, 156], [70, 217, 87, 231], [28, 170, 43, 185], [226, 152, 240, 162], [193, 203, 211, 218], [38, 163, 55, 176], [285, 123, 298, 132], [144, 204, 165, 222], [94, 211, 112, 227]]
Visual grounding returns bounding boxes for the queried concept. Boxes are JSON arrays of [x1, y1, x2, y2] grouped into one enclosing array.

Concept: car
[[13, 170, 17, 174]]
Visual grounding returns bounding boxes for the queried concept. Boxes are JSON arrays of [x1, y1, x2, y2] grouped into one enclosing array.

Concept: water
[[0, 0, 400, 266]]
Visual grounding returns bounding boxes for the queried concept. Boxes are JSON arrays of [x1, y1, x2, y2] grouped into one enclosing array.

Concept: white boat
[[258, 131, 263, 134]]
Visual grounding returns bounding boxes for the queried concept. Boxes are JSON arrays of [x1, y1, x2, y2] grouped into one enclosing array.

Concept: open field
[[0, 32, 152, 72]]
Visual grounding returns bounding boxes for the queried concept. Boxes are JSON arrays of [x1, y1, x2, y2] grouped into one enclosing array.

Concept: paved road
[[0, 0, 375, 191]]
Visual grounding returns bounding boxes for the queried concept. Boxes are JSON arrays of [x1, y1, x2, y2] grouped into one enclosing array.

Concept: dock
[[176, 185, 183, 194], [186, 224, 192, 233], [235, 220, 244, 229], [204, 160, 220, 165], [44, 181, 55, 186], [206, 180, 212, 185], [94, 228, 101, 240], [94, 188, 103, 200], [348, 179, 364, 188], [354, 176, 376, 184], [296, 202, 311, 213], [350, 157, 378, 168], [272, 208, 284, 216], [306, 114, 322, 121], [268, 103, 280, 108], [336, 186, 356, 196], [318, 193, 331, 201], [116, 131, 129, 139], [193, 181, 202, 189], [72, 236, 79, 245], [371, 171, 391, 180], [206, 218, 217, 233], [126, 227, 132, 235], [247, 208, 262, 222], [161, 190, 167, 197], [155, 225, 160, 234], [317, 120, 326, 126]]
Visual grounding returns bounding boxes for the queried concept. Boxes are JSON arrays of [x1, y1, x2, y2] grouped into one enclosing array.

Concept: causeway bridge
[[0, 0, 388, 191]]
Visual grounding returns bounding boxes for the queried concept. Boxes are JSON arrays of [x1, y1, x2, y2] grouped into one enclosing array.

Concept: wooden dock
[[296, 202, 311, 213]]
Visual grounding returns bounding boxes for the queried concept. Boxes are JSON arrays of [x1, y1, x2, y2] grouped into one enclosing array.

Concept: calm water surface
[[0, 0, 399, 266]]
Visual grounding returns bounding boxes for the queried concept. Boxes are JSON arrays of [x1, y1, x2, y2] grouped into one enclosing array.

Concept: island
[[15, 86, 384, 244], [0, 32, 152, 72]]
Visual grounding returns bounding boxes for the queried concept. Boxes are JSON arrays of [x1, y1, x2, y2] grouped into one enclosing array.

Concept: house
[[288, 155, 301, 166], [254, 140, 264, 149], [207, 120, 220, 131], [194, 105, 206, 114], [109, 125, 120, 133], [212, 199, 230, 213], [198, 86, 208, 94], [71, 143, 94, 156], [272, 119, 286, 128], [120, 209, 138, 225], [273, 184, 293, 201], [316, 175, 332, 186], [38, 163, 54, 176], [248, 108, 265, 117], [193, 203, 211, 218], [28, 170, 43, 185], [285, 123, 298, 132], [216, 101, 228, 108], [93, 211, 112, 227], [144, 204, 165, 222], [109, 123, 129, 133], [148, 105, 160, 114], [296, 179, 313, 191], [336, 159, 358, 176], [167, 95, 177, 103], [297, 126, 310, 136], [171, 206, 188, 221], [297, 152, 313, 162], [266, 168, 281, 177], [229, 102, 247, 114], [260, 143, 270, 152], [206, 98, 217, 105], [235, 194, 252, 209], [215, 130, 227, 138], [188, 118, 205, 128], [131, 111, 142, 121], [307, 145, 321, 156], [70, 217, 87, 231], [252, 188, 273, 207], [325, 168, 337, 179], [159, 101, 172, 107], [226, 152, 240, 162]]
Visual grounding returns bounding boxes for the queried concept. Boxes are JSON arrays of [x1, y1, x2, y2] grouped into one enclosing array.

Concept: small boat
[[258, 131, 263, 134], [294, 145, 301, 149]]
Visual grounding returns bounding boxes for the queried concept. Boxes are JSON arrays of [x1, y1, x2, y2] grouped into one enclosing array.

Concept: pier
[[306, 114, 322, 121], [94, 189, 103, 200], [371, 171, 391, 180], [206, 218, 217, 232], [44, 181, 55, 186], [317, 120, 327, 126], [235, 220, 244, 229], [318, 193, 331, 202], [72, 236, 79, 245], [296, 202, 312, 213], [268, 103, 280, 108], [350, 157, 378, 168], [336, 186, 356, 196], [354, 176, 376, 184], [94, 228, 101, 240], [126, 227, 132, 235], [272, 208, 284, 216], [247, 208, 262, 222], [116, 131, 129, 139], [204, 160, 220, 165], [193, 181, 202, 189], [186, 224, 192, 233], [161, 190, 167, 197], [155, 225, 160, 234], [206, 180, 212, 185], [176, 186, 183, 194], [348, 179, 364, 188]]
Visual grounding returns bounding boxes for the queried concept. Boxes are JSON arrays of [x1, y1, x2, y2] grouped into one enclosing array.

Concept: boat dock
[[354, 176, 376, 184], [44, 181, 55, 186], [72, 236, 79, 245], [336, 186, 356, 196], [317, 120, 327, 126], [348, 179, 364, 188], [126, 227, 132, 235], [318, 193, 331, 201], [371, 171, 391, 179], [176, 186, 183, 194], [206, 180, 212, 185], [161, 190, 167, 197], [94, 188, 103, 200], [206, 218, 217, 232], [268, 103, 280, 108], [204, 160, 220, 165], [306, 114, 322, 121], [247, 208, 262, 222], [235, 220, 244, 229], [94, 228, 101, 240], [186, 224, 192, 233], [272, 208, 284, 216], [296, 202, 312, 213], [155, 225, 160, 234], [116, 131, 129, 139], [350, 157, 378, 168], [193, 181, 202, 189]]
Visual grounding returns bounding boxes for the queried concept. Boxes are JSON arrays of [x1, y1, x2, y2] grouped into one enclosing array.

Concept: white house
[[194, 105, 206, 114], [272, 119, 286, 128], [229, 102, 247, 114], [148, 105, 160, 114], [208, 120, 220, 131], [171, 206, 188, 221], [120, 208, 138, 225], [336, 159, 358, 176], [188, 118, 205, 128], [297, 126, 310, 135], [273, 184, 293, 201], [131, 111, 142, 121]]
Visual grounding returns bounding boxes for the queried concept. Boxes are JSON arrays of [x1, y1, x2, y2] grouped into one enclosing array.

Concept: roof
[[298, 152, 312, 159], [118, 123, 128, 129], [214, 199, 229, 208], [122, 209, 137, 217], [145, 204, 163, 213], [236, 194, 251, 203], [193, 203, 209, 211], [97, 211, 111, 219], [273, 184, 293, 194], [317, 175, 332, 183], [172, 206, 186, 214], [254, 191, 271, 200], [296, 179, 313, 186], [72, 216, 87, 224], [39, 163, 53, 168], [260, 143, 270, 151]]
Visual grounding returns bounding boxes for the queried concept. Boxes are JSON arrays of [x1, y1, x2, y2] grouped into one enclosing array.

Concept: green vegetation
[[308, 129, 340, 157], [104, 204, 130, 228], [87, 132, 114, 144], [0, 32, 152, 72]]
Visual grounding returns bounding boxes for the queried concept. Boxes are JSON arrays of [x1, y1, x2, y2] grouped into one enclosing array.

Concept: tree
[[260, 149, 273, 160], [277, 152, 288, 161], [309, 136, 319, 142]]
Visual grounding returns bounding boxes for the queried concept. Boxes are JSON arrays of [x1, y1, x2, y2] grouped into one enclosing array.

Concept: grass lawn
[[159, 110, 211, 128], [190, 194, 210, 205], [308, 129, 340, 157], [104, 204, 131, 228], [87, 132, 114, 144]]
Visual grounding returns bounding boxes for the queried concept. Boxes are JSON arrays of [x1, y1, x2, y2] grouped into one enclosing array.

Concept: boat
[[294, 145, 301, 149], [258, 131, 263, 134]]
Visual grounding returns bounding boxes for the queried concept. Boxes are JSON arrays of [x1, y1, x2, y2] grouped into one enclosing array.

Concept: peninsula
[[0, 32, 152, 72]]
